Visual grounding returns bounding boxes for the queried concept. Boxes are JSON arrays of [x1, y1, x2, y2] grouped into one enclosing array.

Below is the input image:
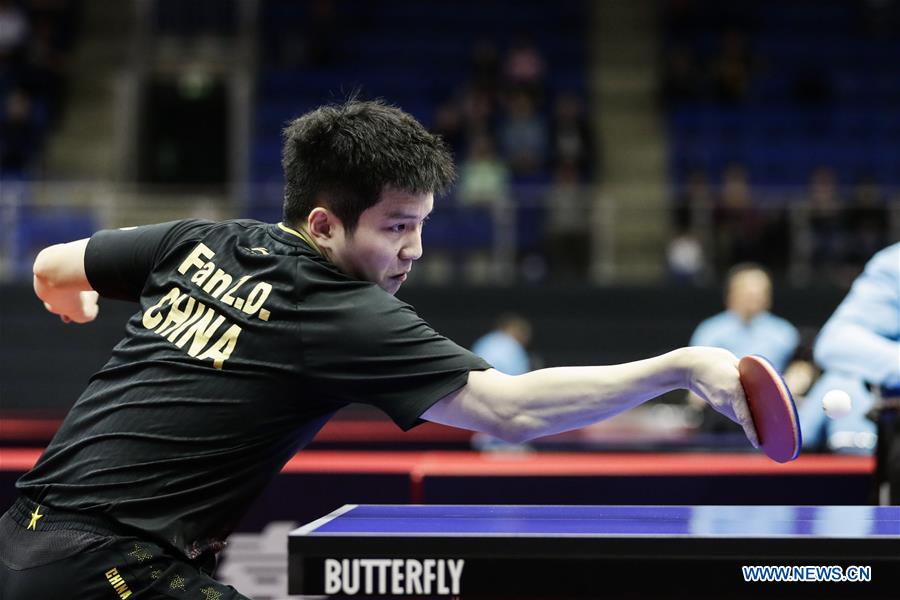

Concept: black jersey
[[17, 219, 489, 559]]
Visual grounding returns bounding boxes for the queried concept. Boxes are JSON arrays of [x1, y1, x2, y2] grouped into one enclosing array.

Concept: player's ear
[[307, 207, 340, 242]]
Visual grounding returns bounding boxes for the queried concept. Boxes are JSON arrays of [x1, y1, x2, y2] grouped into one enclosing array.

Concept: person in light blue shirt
[[688, 264, 802, 432], [472, 314, 532, 376], [690, 264, 800, 373], [799, 243, 900, 474]]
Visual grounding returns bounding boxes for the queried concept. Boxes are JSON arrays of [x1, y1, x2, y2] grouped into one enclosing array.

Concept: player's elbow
[[492, 414, 544, 444], [32, 247, 64, 300], [481, 379, 546, 443], [32, 244, 71, 288], [432, 370, 547, 443]]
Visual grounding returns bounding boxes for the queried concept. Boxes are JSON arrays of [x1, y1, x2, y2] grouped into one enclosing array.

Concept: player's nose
[[400, 229, 423, 261]]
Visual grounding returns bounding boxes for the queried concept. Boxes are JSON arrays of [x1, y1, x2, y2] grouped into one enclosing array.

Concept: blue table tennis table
[[288, 504, 900, 598]]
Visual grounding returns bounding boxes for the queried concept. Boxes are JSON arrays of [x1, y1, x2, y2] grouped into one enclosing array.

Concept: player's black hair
[[281, 99, 456, 233]]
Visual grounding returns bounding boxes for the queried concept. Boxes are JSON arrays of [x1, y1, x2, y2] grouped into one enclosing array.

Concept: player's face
[[331, 188, 433, 295], [727, 270, 772, 319]]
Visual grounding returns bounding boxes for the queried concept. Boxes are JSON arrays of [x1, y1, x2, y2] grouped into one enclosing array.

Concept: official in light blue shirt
[[471, 314, 532, 376], [800, 242, 900, 454], [690, 264, 799, 373]]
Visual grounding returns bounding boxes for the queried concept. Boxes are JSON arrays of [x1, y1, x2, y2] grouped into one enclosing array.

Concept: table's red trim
[[0, 419, 62, 440], [0, 448, 44, 469], [2, 448, 873, 476]]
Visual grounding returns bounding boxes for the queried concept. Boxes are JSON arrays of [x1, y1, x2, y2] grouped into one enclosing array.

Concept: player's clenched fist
[[43, 290, 99, 324]]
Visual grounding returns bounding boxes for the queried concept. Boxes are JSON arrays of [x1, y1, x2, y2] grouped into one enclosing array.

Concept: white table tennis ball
[[822, 389, 852, 420]]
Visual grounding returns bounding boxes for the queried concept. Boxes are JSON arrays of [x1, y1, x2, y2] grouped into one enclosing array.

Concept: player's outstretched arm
[[32, 238, 99, 324], [422, 346, 758, 447]]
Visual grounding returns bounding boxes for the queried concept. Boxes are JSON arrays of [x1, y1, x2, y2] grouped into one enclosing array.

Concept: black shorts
[[0, 497, 249, 600]]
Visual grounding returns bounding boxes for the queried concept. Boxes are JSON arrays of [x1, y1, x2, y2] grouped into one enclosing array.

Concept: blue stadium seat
[[666, 0, 900, 189]]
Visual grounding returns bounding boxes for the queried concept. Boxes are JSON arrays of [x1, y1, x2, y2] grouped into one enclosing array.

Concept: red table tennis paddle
[[738, 355, 801, 463]]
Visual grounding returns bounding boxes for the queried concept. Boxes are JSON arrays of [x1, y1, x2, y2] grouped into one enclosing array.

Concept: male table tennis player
[[0, 100, 757, 599]]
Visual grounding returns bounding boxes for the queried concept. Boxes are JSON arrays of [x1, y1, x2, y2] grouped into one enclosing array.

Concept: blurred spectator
[[0, 88, 40, 173], [668, 169, 712, 284], [304, 0, 339, 68], [667, 231, 705, 284], [713, 164, 765, 272], [672, 168, 712, 235], [469, 39, 501, 99], [661, 45, 704, 106], [0, 0, 79, 178], [22, 15, 66, 126], [459, 86, 496, 139], [457, 134, 509, 284], [550, 92, 596, 177], [759, 201, 791, 276], [544, 160, 590, 281], [689, 263, 809, 429], [28, 0, 79, 41], [846, 176, 890, 268], [271, 0, 340, 68], [712, 29, 753, 105], [458, 134, 510, 208], [691, 263, 800, 373], [433, 34, 593, 284], [499, 91, 548, 177], [472, 314, 532, 377], [432, 100, 465, 158], [806, 166, 847, 279], [503, 35, 545, 99], [0, 0, 28, 57], [709, 162, 788, 275]]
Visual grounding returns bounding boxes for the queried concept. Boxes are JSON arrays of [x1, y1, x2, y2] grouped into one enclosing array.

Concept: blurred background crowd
[[2, 0, 897, 287]]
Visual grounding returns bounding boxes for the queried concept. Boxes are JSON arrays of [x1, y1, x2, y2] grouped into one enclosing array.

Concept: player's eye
[[390, 223, 407, 233]]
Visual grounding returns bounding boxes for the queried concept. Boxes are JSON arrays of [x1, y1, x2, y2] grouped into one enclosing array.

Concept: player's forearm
[[815, 322, 900, 388], [507, 353, 689, 441], [467, 349, 692, 442], [425, 347, 749, 444]]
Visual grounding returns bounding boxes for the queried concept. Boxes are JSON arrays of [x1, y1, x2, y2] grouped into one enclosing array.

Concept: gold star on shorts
[[128, 544, 153, 563], [200, 587, 222, 600], [150, 569, 162, 580], [169, 574, 186, 591], [27, 506, 44, 530]]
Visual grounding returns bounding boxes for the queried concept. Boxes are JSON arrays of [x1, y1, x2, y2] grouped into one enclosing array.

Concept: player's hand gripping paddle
[[738, 355, 801, 463]]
